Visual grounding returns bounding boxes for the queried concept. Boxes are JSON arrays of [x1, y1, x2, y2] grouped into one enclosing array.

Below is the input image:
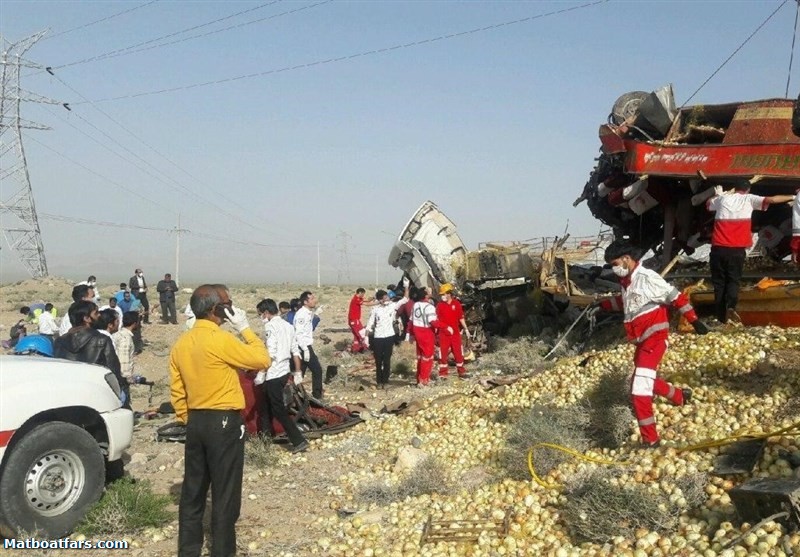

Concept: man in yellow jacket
[[170, 284, 270, 557]]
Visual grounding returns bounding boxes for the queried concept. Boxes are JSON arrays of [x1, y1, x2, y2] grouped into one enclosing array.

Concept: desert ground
[[1, 278, 800, 557]]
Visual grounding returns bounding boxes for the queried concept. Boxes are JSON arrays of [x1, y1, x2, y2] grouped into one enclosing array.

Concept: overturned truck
[[387, 201, 608, 340]]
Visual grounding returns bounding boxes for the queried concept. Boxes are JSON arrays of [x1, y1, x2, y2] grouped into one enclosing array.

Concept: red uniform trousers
[[631, 336, 685, 444], [414, 328, 436, 385], [791, 236, 800, 265], [238, 370, 266, 435], [437, 331, 466, 377], [349, 319, 366, 353]]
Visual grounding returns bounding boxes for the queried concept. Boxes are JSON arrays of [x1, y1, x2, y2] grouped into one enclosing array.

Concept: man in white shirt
[[365, 279, 409, 389], [95, 309, 119, 340], [59, 284, 95, 335], [37, 303, 59, 339], [78, 275, 101, 304], [256, 299, 308, 453], [293, 291, 324, 399], [99, 297, 124, 330]]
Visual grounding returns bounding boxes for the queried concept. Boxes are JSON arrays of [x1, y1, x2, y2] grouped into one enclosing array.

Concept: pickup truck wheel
[[0, 422, 105, 538]]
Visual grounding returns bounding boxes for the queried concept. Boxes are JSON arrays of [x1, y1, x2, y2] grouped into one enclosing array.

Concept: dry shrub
[[392, 359, 413, 377], [396, 456, 452, 499], [245, 433, 279, 468], [582, 371, 634, 448], [562, 469, 708, 543], [499, 405, 589, 480], [475, 337, 551, 375], [357, 456, 451, 505], [334, 338, 350, 351]]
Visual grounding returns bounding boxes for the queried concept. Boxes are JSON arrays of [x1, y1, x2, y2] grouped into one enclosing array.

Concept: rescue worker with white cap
[[600, 240, 708, 447], [435, 283, 470, 379]]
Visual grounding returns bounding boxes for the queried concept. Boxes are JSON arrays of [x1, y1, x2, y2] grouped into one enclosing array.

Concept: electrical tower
[[0, 31, 59, 278], [336, 231, 352, 284]]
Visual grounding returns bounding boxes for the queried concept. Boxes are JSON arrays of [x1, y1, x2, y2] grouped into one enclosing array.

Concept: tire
[[0, 421, 105, 538]]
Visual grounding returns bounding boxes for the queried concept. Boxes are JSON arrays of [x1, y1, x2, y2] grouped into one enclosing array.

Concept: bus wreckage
[[388, 89, 800, 341], [573, 85, 800, 326]]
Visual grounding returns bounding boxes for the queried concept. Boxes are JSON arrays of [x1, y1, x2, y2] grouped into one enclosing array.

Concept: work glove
[[254, 371, 267, 386], [364, 336, 370, 348], [293, 371, 303, 385], [302, 348, 311, 362], [446, 326, 454, 335], [692, 320, 709, 335], [714, 185, 723, 197], [405, 333, 413, 343], [224, 306, 250, 333], [402, 277, 410, 288]]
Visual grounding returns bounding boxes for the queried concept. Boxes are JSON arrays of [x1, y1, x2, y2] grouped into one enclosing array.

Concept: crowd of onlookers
[[4, 269, 183, 408]]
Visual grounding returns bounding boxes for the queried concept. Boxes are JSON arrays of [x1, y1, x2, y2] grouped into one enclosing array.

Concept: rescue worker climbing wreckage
[[599, 240, 709, 448]]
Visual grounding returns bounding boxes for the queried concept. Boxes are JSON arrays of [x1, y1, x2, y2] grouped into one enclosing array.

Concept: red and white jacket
[[406, 300, 443, 338], [600, 263, 698, 344], [707, 192, 768, 248]]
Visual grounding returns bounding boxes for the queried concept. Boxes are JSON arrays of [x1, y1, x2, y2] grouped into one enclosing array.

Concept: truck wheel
[[0, 422, 105, 538]]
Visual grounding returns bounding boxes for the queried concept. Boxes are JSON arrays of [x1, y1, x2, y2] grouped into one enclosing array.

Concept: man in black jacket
[[157, 273, 179, 324], [54, 300, 130, 408], [129, 268, 150, 324]]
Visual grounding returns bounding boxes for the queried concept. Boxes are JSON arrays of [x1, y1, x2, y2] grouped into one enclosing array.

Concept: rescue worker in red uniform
[[347, 288, 375, 353], [435, 283, 470, 379], [600, 241, 708, 447], [406, 287, 444, 387]]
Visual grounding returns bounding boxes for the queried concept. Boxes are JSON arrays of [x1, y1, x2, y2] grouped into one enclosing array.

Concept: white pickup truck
[[0, 355, 134, 538]]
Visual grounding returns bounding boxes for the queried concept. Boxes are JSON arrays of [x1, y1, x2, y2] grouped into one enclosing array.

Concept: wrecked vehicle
[[574, 85, 800, 259], [388, 201, 608, 341], [573, 86, 800, 326]]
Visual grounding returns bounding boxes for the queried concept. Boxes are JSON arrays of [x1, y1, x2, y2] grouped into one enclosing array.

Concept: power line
[[38, 211, 322, 249], [48, 73, 279, 237], [786, 0, 799, 97], [74, 0, 609, 104], [26, 135, 173, 214], [683, 0, 789, 106], [53, 1, 286, 69], [40, 212, 173, 232], [41, 1, 160, 42]]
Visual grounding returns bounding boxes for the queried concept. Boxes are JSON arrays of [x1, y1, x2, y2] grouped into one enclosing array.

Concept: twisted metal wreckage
[[388, 87, 800, 338]]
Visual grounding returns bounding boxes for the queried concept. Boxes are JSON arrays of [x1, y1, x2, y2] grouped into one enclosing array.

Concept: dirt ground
[[0, 278, 482, 557]]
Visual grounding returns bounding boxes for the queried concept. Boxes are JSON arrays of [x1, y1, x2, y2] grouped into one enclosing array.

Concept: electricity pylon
[[0, 31, 59, 278]]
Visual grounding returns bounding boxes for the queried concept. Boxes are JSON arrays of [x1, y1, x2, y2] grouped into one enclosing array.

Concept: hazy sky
[[1, 0, 798, 285]]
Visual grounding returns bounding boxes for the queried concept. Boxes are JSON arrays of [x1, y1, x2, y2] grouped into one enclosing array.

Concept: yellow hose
[[528, 419, 800, 489]]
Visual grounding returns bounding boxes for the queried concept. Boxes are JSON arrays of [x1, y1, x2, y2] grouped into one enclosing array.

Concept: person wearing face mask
[[170, 284, 270, 557], [129, 268, 151, 324], [77, 275, 101, 304], [599, 240, 708, 448], [254, 298, 308, 452], [365, 279, 409, 389]]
